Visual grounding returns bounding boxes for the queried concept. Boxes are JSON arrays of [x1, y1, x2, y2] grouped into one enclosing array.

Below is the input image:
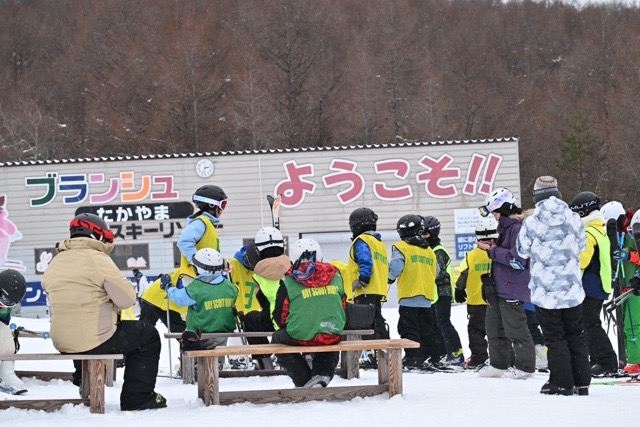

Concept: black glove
[[159, 274, 172, 290], [631, 275, 640, 296], [454, 288, 467, 303]]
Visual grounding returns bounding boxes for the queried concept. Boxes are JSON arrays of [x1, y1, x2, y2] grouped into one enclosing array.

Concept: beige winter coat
[[42, 238, 136, 352]]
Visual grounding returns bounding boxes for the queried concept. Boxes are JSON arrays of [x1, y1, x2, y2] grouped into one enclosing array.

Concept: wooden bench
[[165, 329, 374, 384], [184, 338, 419, 406], [0, 353, 123, 414]]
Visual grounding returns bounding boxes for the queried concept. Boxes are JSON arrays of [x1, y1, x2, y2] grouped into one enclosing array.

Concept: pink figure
[[0, 195, 22, 262]]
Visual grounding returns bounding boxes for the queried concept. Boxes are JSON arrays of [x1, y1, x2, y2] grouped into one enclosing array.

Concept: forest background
[[1, 0, 639, 206]]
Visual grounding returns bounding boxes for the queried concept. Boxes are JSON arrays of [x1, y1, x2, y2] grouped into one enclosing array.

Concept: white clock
[[195, 158, 215, 178]]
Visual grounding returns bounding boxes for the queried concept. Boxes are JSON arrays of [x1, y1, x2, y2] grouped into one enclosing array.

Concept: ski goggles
[[193, 195, 228, 211], [478, 205, 491, 217]]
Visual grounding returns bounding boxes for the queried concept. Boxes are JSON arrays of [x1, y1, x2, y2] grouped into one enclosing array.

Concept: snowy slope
[[1, 306, 636, 427]]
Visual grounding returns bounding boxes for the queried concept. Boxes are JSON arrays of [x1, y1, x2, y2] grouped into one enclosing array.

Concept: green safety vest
[[585, 225, 612, 294], [283, 273, 346, 341], [185, 278, 238, 333]]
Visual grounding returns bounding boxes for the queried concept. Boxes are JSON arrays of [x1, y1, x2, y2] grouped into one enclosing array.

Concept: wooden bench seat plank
[[0, 354, 123, 361], [185, 339, 419, 358], [16, 371, 74, 381], [218, 385, 388, 405], [0, 399, 88, 412], [164, 329, 374, 339]]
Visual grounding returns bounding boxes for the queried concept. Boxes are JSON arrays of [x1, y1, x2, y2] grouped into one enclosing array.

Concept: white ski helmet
[[630, 210, 640, 229], [483, 188, 516, 215], [192, 248, 224, 275], [289, 238, 323, 263], [254, 227, 285, 253], [475, 216, 499, 240], [601, 201, 626, 223]]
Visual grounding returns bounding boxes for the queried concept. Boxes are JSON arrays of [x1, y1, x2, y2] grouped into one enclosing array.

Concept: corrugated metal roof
[[0, 136, 518, 167]]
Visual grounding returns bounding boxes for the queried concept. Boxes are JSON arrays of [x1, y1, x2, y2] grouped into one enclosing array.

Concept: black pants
[[434, 295, 462, 354], [271, 329, 339, 387], [537, 305, 591, 389], [525, 309, 545, 346], [354, 294, 389, 340], [139, 299, 186, 333], [485, 298, 535, 372], [581, 296, 618, 370], [71, 321, 161, 410], [397, 305, 442, 364], [467, 304, 488, 365]]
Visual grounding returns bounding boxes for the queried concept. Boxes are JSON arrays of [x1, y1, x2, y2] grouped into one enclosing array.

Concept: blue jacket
[[489, 215, 531, 302], [353, 231, 380, 283], [177, 212, 219, 262]]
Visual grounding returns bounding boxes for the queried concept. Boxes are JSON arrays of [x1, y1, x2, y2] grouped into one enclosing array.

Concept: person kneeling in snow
[[162, 248, 238, 350], [0, 269, 27, 394], [272, 239, 347, 388]]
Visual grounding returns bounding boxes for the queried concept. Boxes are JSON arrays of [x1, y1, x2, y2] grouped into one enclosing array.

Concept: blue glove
[[613, 249, 629, 263], [159, 274, 172, 290]]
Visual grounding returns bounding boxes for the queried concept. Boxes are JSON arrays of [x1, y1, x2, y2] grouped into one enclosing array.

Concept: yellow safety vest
[[585, 225, 612, 294], [330, 259, 355, 303], [463, 247, 491, 305], [142, 215, 220, 315], [229, 257, 262, 313], [393, 240, 438, 303], [348, 233, 389, 300]]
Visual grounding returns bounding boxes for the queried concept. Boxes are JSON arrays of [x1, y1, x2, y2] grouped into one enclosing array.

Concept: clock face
[[195, 159, 214, 178]]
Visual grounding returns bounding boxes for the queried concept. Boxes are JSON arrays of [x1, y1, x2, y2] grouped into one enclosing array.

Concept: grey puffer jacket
[[517, 196, 586, 309]]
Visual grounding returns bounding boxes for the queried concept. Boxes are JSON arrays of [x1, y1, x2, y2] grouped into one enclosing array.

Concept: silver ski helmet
[[601, 201, 625, 223], [475, 216, 499, 240], [289, 238, 322, 263], [192, 248, 225, 276], [0, 269, 27, 308], [254, 227, 285, 258]]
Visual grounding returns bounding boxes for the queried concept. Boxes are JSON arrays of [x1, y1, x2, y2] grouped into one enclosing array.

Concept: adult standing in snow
[[0, 269, 27, 394], [140, 185, 227, 332], [43, 213, 165, 410], [476, 188, 535, 379], [517, 176, 590, 395], [569, 192, 618, 377]]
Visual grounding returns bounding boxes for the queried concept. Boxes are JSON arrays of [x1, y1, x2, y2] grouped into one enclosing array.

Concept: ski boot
[[535, 344, 548, 372], [540, 381, 573, 396], [463, 357, 488, 370], [442, 350, 464, 367], [623, 363, 640, 376], [303, 375, 331, 388], [591, 363, 618, 378], [359, 351, 378, 369], [478, 365, 506, 378]]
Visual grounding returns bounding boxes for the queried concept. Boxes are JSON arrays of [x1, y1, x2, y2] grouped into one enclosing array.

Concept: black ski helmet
[[0, 269, 27, 307], [69, 213, 114, 243], [193, 185, 227, 214], [396, 214, 424, 239], [569, 192, 600, 218], [422, 216, 441, 237], [349, 207, 378, 235]]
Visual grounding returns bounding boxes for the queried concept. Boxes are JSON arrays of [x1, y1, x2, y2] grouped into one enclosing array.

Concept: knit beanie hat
[[532, 176, 562, 203]]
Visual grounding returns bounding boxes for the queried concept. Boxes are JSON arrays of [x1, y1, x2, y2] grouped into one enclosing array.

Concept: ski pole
[[9, 323, 50, 339], [606, 289, 634, 313]]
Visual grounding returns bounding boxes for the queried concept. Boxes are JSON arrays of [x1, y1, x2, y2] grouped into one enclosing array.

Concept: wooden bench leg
[[88, 359, 106, 414], [376, 349, 389, 386], [105, 360, 115, 387], [183, 353, 196, 385], [197, 356, 219, 405], [81, 360, 91, 402], [340, 334, 361, 380], [387, 349, 403, 398]]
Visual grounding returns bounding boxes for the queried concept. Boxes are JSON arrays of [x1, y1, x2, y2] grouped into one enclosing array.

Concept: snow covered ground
[[1, 305, 636, 426]]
